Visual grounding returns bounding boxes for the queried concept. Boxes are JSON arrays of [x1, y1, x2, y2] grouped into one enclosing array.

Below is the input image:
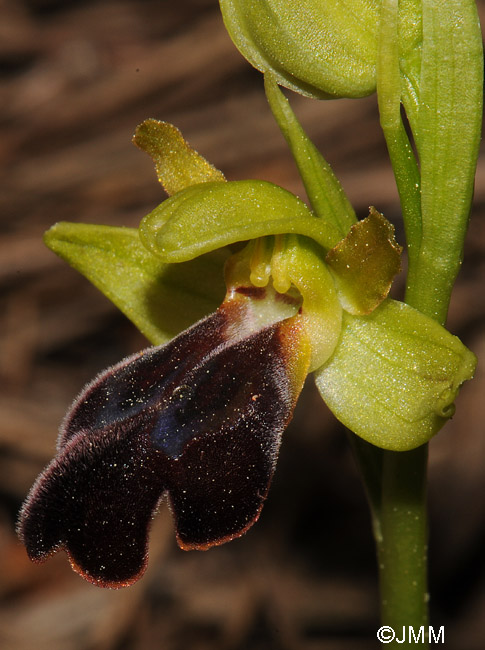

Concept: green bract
[[220, 0, 380, 98], [377, 0, 483, 322]]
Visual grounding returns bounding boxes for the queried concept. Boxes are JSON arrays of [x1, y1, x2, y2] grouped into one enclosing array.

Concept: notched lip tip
[[20, 538, 65, 565], [175, 503, 266, 552], [67, 551, 148, 589]]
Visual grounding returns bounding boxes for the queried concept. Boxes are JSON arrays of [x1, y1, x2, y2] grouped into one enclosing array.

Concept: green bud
[[220, 0, 380, 98]]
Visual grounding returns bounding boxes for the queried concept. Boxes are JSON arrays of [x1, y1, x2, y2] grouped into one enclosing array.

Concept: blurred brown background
[[1, 1, 484, 649]]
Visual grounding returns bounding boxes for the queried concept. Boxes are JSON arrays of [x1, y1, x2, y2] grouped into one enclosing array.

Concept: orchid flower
[[18, 117, 475, 588]]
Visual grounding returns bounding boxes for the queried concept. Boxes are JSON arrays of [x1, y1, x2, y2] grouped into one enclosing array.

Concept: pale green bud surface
[[220, 0, 379, 98]]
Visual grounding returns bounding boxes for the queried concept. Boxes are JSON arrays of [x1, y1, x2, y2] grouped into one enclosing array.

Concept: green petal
[[220, 0, 379, 99], [314, 300, 476, 451], [44, 222, 227, 345], [133, 119, 225, 196], [325, 208, 402, 315], [139, 180, 342, 262]]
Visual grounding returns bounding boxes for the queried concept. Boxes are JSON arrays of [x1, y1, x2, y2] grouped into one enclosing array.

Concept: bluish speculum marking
[[152, 385, 197, 459]]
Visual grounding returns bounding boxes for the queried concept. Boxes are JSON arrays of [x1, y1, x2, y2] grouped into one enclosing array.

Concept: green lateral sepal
[[44, 222, 228, 345], [314, 299, 477, 451]]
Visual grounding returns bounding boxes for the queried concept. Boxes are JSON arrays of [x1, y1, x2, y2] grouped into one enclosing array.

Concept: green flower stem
[[367, 0, 483, 644], [378, 447, 429, 644], [350, 442, 430, 649], [348, 438, 429, 650]]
